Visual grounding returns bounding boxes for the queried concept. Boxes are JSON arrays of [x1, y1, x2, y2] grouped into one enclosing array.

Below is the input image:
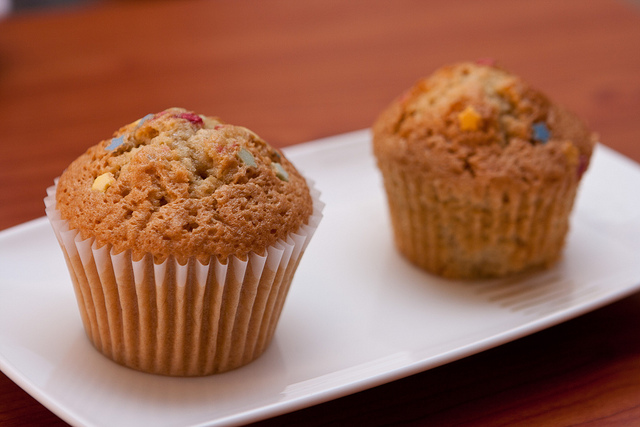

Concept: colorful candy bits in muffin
[[45, 108, 323, 375], [372, 62, 596, 279]]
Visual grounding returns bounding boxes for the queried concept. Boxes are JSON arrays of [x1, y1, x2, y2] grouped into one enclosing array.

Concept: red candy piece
[[475, 57, 496, 66], [178, 112, 204, 125], [577, 154, 589, 179]]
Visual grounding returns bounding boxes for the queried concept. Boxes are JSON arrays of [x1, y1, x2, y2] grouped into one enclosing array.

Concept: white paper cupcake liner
[[45, 179, 323, 376]]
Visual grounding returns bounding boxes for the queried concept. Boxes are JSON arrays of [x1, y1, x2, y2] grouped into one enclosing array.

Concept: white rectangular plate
[[2, 130, 640, 427]]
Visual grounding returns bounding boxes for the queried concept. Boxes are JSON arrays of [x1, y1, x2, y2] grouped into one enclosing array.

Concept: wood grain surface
[[1, 0, 640, 425]]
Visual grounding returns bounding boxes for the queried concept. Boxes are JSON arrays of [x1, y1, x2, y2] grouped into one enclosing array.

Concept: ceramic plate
[[2, 130, 640, 427]]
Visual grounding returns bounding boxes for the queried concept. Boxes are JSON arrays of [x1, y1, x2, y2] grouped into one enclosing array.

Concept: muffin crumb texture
[[373, 62, 597, 279], [56, 107, 313, 263]]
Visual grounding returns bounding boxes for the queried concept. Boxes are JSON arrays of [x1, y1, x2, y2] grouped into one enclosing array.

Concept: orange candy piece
[[458, 105, 482, 131]]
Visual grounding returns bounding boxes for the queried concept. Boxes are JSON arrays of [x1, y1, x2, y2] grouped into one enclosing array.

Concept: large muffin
[[372, 62, 596, 279], [45, 107, 323, 375]]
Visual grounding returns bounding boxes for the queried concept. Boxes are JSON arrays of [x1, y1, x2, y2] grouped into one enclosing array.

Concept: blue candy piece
[[532, 122, 550, 143], [106, 135, 125, 150], [135, 113, 154, 129]]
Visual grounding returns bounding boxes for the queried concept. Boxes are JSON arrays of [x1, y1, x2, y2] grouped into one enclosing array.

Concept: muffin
[[372, 62, 596, 279], [44, 108, 323, 376]]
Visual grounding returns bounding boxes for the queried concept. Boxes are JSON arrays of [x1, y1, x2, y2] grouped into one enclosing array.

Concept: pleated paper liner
[[380, 164, 578, 279], [45, 179, 323, 376]]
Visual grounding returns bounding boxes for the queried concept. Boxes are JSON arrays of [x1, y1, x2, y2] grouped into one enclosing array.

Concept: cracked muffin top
[[372, 62, 597, 188], [55, 107, 313, 264]]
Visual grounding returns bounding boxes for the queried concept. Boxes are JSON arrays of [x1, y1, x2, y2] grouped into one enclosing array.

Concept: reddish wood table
[[1, 0, 640, 425]]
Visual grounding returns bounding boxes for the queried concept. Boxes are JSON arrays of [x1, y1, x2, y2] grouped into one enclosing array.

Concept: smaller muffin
[[372, 62, 596, 279], [45, 108, 323, 375]]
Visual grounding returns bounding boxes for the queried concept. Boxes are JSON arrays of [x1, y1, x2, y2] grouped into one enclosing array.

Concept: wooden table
[[1, 0, 640, 425]]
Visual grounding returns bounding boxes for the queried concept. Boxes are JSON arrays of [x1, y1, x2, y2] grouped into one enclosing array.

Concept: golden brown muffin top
[[372, 62, 597, 187], [56, 108, 313, 263]]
